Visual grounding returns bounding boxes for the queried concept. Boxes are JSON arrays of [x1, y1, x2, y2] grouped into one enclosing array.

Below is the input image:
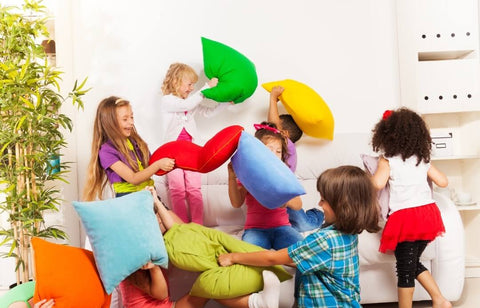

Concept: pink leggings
[[166, 168, 203, 224]]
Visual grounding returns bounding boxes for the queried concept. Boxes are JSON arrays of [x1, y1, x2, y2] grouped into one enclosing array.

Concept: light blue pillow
[[231, 132, 306, 209], [72, 190, 168, 294]]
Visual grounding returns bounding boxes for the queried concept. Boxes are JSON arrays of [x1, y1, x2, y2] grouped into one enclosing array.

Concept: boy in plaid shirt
[[218, 166, 380, 307]]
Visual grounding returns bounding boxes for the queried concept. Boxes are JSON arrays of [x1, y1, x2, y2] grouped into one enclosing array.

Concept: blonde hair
[[82, 96, 151, 201], [161, 63, 198, 96]]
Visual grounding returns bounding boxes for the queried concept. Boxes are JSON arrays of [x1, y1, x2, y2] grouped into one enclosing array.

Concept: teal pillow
[[201, 37, 258, 104], [164, 223, 292, 299], [72, 191, 168, 294], [231, 132, 306, 209]]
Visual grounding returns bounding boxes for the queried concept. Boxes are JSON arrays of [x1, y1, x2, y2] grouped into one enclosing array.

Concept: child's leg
[[416, 271, 452, 308], [272, 226, 303, 250], [394, 241, 418, 308], [216, 271, 281, 308], [287, 208, 324, 232], [242, 229, 272, 249], [414, 241, 452, 308], [175, 294, 209, 308], [184, 170, 203, 224], [167, 168, 188, 223]]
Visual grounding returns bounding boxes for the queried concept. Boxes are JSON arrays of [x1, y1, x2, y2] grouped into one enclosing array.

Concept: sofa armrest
[[431, 191, 465, 301]]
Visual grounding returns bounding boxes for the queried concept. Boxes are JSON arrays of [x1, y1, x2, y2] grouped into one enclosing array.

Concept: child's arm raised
[[267, 86, 284, 129], [227, 162, 247, 208], [110, 158, 174, 185], [218, 248, 293, 267], [371, 156, 390, 190]]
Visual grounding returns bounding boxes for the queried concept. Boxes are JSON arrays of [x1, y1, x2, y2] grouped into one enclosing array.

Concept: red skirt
[[379, 203, 445, 253]]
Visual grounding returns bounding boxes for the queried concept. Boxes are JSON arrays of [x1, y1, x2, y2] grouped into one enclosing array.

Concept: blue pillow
[[72, 191, 168, 294], [231, 132, 305, 209]]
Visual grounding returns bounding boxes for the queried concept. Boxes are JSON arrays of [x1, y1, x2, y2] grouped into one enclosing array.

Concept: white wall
[[65, 0, 400, 242], [1, 0, 401, 288]]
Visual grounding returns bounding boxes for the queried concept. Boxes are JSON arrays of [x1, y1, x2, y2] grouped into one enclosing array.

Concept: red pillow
[[32, 237, 111, 308], [150, 125, 244, 176]]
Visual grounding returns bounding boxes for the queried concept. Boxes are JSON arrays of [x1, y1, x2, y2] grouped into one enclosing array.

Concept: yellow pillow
[[262, 79, 334, 140]]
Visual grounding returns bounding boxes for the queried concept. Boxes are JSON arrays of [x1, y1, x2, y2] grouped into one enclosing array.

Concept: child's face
[[178, 76, 196, 99], [318, 198, 335, 225], [263, 138, 282, 160], [115, 105, 134, 137]]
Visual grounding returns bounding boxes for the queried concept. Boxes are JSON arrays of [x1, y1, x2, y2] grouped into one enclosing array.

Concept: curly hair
[[254, 121, 289, 164], [371, 107, 431, 165], [161, 63, 198, 96], [280, 114, 303, 143], [317, 165, 380, 234]]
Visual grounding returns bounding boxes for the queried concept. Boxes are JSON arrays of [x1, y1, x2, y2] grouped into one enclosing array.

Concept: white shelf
[[432, 155, 480, 161], [456, 204, 480, 211]]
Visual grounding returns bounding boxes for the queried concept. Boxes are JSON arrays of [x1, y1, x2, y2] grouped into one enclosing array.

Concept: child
[[268, 86, 324, 232], [119, 186, 282, 308], [228, 121, 304, 250], [160, 62, 224, 225], [219, 165, 380, 307], [370, 108, 452, 308], [82, 96, 175, 201]]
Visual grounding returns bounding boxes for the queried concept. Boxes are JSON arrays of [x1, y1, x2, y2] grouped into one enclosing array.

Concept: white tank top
[[387, 155, 434, 215]]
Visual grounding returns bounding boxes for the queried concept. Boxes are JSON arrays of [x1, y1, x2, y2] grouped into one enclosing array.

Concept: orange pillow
[[32, 237, 111, 308], [150, 125, 243, 175]]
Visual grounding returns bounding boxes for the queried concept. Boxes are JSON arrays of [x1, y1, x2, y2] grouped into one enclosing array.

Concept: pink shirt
[[244, 189, 291, 229], [119, 278, 173, 308]]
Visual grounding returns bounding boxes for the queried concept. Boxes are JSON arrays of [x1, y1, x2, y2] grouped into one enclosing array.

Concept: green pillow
[[0, 281, 35, 308], [164, 223, 292, 299], [201, 37, 258, 104]]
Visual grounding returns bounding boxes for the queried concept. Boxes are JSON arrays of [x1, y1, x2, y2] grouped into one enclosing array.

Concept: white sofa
[[153, 150, 465, 307]]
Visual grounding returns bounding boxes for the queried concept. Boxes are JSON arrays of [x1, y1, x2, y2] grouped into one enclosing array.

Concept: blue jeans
[[242, 226, 303, 250], [287, 208, 325, 232]]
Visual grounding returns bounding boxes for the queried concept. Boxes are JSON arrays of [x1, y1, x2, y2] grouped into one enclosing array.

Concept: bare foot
[[432, 299, 452, 308]]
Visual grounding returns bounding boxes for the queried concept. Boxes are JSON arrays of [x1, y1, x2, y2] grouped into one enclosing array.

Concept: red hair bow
[[382, 110, 393, 120], [253, 123, 280, 134]]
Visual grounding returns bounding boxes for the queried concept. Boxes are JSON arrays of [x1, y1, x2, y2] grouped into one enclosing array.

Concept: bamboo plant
[[0, 0, 89, 285]]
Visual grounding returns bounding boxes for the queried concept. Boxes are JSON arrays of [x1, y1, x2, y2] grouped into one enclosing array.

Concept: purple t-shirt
[[98, 140, 145, 184], [286, 138, 297, 172]]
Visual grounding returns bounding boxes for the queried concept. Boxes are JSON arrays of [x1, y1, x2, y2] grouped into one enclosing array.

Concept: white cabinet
[[396, 0, 480, 277]]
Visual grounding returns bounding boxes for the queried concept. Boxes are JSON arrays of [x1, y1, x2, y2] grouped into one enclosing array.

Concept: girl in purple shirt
[[83, 96, 174, 201]]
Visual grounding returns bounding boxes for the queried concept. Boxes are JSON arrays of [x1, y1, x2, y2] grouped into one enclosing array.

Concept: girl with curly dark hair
[[371, 107, 452, 308]]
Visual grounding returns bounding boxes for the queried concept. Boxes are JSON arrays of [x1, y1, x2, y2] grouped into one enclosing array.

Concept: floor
[[363, 277, 480, 307]]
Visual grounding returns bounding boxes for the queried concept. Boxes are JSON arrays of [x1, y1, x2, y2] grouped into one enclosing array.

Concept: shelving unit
[[396, 0, 480, 278]]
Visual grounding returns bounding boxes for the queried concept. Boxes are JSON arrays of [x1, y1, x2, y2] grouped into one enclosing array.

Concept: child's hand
[[157, 158, 175, 172], [33, 299, 55, 308], [270, 86, 284, 101], [218, 253, 234, 267], [208, 77, 219, 88], [141, 261, 155, 270]]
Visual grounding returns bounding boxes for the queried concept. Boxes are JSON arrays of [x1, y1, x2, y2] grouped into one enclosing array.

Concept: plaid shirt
[[288, 225, 361, 308]]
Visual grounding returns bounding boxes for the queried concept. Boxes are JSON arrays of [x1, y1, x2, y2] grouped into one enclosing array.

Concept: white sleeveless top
[[387, 155, 434, 215]]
